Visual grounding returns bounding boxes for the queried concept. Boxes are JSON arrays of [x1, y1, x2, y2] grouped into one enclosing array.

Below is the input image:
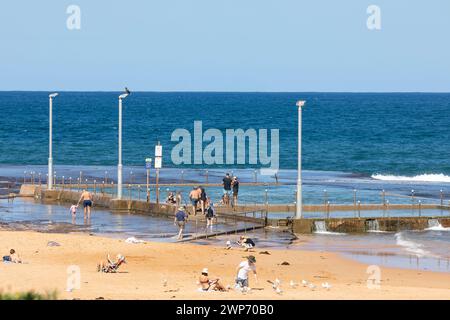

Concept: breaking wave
[[371, 173, 450, 183]]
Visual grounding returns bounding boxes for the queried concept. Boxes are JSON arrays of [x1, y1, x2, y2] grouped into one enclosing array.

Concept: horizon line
[[1, 90, 450, 94]]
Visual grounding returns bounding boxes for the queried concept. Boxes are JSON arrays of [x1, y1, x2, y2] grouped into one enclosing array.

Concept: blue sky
[[0, 1, 449, 92]]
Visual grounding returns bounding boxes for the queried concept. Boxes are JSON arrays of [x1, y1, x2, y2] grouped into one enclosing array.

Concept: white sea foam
[[394, 232, 438, 258], [371, 173, 450, 183], [425, 224, 450, 231], [313, 231, 346, 236]]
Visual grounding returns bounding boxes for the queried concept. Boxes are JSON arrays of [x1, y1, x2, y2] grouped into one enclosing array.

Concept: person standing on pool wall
[[78, 189, 94, 219], [232, 176, 239, 206], [222, 173, 232, 195]]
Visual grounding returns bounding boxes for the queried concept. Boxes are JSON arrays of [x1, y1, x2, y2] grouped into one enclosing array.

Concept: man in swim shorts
[[189, 186, 201, 216], [78, 189, 93, 218]]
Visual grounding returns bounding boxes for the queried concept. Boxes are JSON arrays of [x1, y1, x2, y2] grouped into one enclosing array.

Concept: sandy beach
[[0, 230, 449, 300]]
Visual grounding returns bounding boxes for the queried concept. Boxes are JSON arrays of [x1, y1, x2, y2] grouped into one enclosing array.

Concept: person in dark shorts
[[232, 176, 239, 206], [222, 173, 232, 195], [199, 186, 207, 215], [77, 189, 93, 219], [189, 187, 201, 216], [174, 206, 188, 240], [205, 202, 215, 228]]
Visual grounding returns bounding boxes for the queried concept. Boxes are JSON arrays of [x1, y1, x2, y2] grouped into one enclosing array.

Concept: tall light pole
[[48, 93, 58, 190], [295, 100, 306, 219], [117, 91, 130, 199]]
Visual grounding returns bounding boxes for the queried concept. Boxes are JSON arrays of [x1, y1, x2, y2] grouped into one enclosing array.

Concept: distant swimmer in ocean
[[77, 189, 93, 218]]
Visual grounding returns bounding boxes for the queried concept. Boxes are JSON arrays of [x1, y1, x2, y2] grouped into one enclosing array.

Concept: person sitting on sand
[[237, 236, 255, 251], [199, 268, 227, 292], [77, 189, 93, 218], [2, 249, 22, 263], [235, 255, 257, 290], [97, 254, 126, 273]]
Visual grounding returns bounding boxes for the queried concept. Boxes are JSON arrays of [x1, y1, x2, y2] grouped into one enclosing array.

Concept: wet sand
[[0, 230, 449, 300]]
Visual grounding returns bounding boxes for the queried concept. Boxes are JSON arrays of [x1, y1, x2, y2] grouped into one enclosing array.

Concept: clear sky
[[0, 1, 449, 92]]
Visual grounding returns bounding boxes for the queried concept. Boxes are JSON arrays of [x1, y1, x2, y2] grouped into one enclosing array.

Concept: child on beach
[[69, 204, 78, 217]]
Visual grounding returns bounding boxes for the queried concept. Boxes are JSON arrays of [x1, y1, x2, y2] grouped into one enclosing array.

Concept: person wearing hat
[[174, 206, 188, 240], [199, 268, 227, 292], [235, 255, 257, 289]]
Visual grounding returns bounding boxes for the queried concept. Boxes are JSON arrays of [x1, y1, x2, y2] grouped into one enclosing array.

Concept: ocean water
[[1, 92, 450, 177]]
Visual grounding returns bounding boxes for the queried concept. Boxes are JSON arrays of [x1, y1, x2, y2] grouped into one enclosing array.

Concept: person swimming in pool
[[77, 189, 93, 218]]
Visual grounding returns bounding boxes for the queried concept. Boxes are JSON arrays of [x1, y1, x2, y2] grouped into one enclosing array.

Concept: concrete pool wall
[[293, 216, 450, 234]]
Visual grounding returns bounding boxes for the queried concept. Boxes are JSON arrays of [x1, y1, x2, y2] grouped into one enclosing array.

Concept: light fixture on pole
[[117, 88, 131, 199], [48, 93, 58, 190], [295, 100, 306, 219]]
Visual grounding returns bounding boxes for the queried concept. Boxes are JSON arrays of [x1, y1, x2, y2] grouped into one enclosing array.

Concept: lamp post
[[295, 100, 306, 219], [117, 91, 130, 199], [48, 93, 58, 190], [145, 158, 152, 203]]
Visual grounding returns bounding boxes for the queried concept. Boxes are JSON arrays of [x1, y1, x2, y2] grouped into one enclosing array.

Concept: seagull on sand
[[307, 283, 317, 290], [321, 282, 332, 290]]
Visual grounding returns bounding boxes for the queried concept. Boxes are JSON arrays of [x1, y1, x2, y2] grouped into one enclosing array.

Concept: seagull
[[321, 282, 332, 290], [271, 279, 280, 289], [125, 87, 131, 95], [301, 280, 309, 287], [163, 279, 168, 287], [268, 279, 282, 292], [275, 287, 283, 295], [289, 280, 298, 288], [307, 283, 317, 290], [226, 240, 232, 250]]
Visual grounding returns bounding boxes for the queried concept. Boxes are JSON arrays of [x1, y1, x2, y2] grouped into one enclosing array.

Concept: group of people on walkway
[[172, 173, 243, 240], [174, 200, 216, 240]]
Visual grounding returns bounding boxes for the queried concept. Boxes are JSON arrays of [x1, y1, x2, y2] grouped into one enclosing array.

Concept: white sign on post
[[155, 145, 162, 157], [154, 157, 162, 169]]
